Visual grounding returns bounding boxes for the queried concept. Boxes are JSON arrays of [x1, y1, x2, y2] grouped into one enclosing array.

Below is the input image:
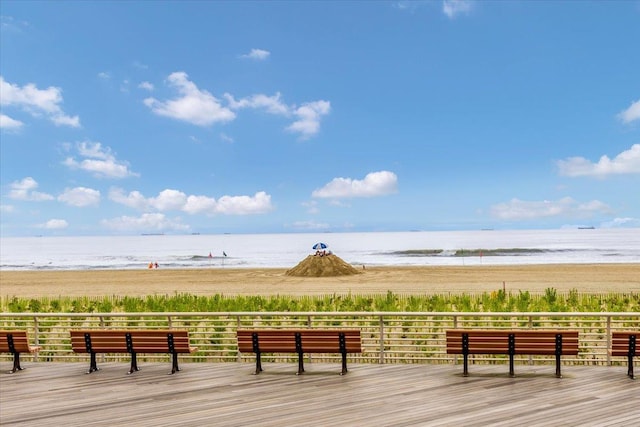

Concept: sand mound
[[285, 254, 362, 277]]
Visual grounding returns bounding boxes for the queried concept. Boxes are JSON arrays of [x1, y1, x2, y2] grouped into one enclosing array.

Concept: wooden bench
[[610, 331, 637, 379], [0, 330, 42, 374], [237, 329, 361, 375], [446, 329, 579, 378], [70, 330, 197, 375]]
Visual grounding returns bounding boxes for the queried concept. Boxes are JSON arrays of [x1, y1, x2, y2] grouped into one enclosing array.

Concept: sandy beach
[[1, 264, 639, 298]]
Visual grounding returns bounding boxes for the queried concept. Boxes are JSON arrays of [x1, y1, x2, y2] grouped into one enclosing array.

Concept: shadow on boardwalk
[[1, 362, 638, 426]]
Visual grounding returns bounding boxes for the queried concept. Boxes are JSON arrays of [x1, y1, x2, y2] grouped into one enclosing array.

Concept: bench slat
[[70, 330, 196, 354], [0, 331, 41, 353], [446, 329, 580, 378], [237, 329, 361, 375], [610, 331, 638, 357], [69, 330, 197, 375], [0, 330, 41, 373]]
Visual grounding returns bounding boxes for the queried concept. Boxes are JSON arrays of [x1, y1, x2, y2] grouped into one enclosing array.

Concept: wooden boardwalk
[[1, 361, 638, 426]]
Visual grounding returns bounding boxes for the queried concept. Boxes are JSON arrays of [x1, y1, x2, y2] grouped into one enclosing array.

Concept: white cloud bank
[[312, 171, 398, 199], [63, 141, 139, 179], [557, 144, 640, 178], [490, 197, 612, 221], [146, 72, 330, 139], [109, 188, 273, 216], [0, 76, 80, 128]]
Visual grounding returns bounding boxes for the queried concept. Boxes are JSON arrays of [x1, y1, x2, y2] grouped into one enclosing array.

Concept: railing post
[[528, 315, 533, 365], [168, 315, 173, 328], [33, 316, 39, 362], [379, 315, 384, 364], [99, 316, 105, 364], [237, 315, 242, 363], [606, 315, 611, 366], [452, 315, 458, 365]]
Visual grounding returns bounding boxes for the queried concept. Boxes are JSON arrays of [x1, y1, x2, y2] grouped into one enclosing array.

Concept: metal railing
[[1, 312, 637, 367]]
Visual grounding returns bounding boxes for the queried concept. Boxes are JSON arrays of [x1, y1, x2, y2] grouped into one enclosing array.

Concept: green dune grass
[[2, 289, 638, 313]]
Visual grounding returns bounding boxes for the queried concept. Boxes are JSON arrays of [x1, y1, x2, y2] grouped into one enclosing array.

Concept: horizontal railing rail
[[1, 312, 638, 367]]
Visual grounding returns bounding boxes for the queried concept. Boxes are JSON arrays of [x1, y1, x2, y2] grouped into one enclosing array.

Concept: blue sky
[[1, 0, 639, 236]]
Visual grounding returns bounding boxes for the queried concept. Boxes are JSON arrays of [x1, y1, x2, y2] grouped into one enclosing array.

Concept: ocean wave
[[391, 248, 558, 257]]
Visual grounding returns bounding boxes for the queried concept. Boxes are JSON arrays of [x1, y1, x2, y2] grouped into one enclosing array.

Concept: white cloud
[[183, 195, 218, 214], [58, 187, 101, 207], [220, 133, 234, 144], [42, 219, 68, 230], [490, 197, 612, 221], [557, 144, 640, 177], [0, 113, 23, 129], [7, 177, 54, 201], [214, 192, 273, 215], [108, 188, 149, 210], [101, 213, 189, 232], [312, 171, 398, 199], [225, 92, 330, 138], [97, 71, 111, 80], [138, 81, 154, 91], [151, 189, 189, 211], [618, 99, 640, 124], [109, 188, 273, 215], [240, 48, 271, 60], [144, 71, 235, 126], [63, 141, 139, 179], [225, 92, 289, 115], [144, 72, 330, 138], [286, 100, 331, 139], [0, 76, 80, 128], [443, 0, 472, 19]]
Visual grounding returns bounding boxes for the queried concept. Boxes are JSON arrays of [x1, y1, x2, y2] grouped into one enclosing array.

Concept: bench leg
[[628, 355, 635, 379], [509, 354, 515, 377], [10, 352, 23, 373], [297, 351, 305, 375], [340, 351, 348, 375], [254, 352, 263, 375], [128, 352, 139, 375], [87, 352, 99, 374], [463, 354, 469, 377], [555, 353, 562, 378], [170, 352, 180, 375]]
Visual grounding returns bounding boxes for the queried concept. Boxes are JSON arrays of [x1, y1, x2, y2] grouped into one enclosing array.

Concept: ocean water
[[0, 228, 638, 271]]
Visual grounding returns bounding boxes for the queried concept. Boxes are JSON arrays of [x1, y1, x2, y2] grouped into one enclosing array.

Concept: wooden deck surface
[[1, 360, 638, 426]]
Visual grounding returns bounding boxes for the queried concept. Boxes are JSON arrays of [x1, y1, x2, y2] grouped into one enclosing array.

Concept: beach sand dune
[[1, 264, 639, 298]]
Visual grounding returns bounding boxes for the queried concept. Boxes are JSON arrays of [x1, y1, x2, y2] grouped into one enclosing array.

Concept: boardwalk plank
[[1, 362, 638, 426]]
